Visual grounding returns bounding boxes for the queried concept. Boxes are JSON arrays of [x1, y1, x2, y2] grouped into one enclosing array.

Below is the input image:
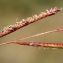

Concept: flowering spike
[[0, 7, 62, 38]]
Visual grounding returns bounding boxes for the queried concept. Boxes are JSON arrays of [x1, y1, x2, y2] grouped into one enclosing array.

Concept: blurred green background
[[0, 0, 63, 63]]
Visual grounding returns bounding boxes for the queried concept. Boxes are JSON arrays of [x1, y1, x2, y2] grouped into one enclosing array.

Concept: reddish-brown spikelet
[[0, 7, 63, 49], [13, 42, 63, 49], [0, 28, 63, 49], [0, 7, 62, 38], [0, 41, 63, 49]]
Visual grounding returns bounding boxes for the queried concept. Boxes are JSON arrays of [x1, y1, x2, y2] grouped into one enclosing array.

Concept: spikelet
[[0, 7, 62, 38]]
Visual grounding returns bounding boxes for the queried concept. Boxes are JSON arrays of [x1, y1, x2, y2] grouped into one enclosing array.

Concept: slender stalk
[[0, 41, 63, 49], [0, 7, 62, 38], [0, 28, 63, 49], [12, 42, 63, 49], [14, 28, 63, 41]]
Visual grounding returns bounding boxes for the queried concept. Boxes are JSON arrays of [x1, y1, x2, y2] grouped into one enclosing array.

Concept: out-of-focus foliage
[[0, 0, 63, 63]]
